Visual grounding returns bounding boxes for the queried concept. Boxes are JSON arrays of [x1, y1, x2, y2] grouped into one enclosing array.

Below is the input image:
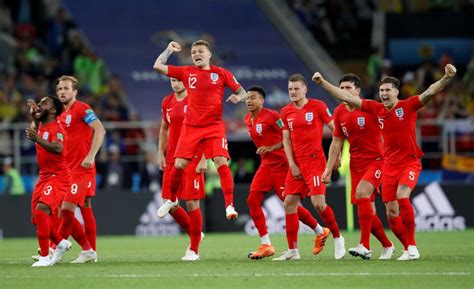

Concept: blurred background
[[0, 0, 473, 238]]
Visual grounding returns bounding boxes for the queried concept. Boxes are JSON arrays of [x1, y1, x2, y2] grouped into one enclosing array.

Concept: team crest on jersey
[[42, 132, 49, 140], [65, 114, 72, 126], [357, 117, 365, 126], [395, 108, 404, 118], [210, 73, 219, 82], [256, 123, 263, 134], [305, 112, 314, 122]]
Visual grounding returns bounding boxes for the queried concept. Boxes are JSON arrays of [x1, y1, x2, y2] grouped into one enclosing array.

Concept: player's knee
[[356, 190, 370, 199], [175, 160, 188, 170], [36, 202, 51, 214], [247, 194, 259, 208], [213, 156, 227, 167], [314, 203, 326, 213]]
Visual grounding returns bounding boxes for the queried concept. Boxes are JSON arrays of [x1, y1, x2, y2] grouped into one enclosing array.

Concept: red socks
[[371, 214, 392, 248], [81, 207, 97, 251], [388, 216, 408, 250], [217, 165, 234, 207], [59, 209, 75, 239], [188, 208, 202, 253], [356, 198, 373, 249], [169, 167, 185, 202], [285, 213, 299, 249], [170, 206, 191, 236], [34, 210, 50, 257], [320, 206, 341, 238], [71, 218, 92, 251], [297, 206, 317, 230], [247, 191, 267, 237], [398, 198, 416, 246], [48, 216, 63, 245]]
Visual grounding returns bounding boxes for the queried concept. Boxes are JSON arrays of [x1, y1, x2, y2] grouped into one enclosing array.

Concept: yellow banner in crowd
[[442, 154, 474, 173]]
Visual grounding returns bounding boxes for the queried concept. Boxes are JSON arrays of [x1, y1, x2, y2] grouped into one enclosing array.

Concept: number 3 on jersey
[[188, 76, 197, 89]]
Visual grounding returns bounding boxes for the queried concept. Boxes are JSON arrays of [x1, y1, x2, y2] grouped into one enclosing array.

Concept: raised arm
[[419, 64, 457, 105], [81, 119, 106, 168], [321, 136, 343, 184], [226, 87, 248, 104], [152, 41, 182, 75], [312, 72, 362, 108], [157, 120, 169, 170], [282, 130, 302, 179]]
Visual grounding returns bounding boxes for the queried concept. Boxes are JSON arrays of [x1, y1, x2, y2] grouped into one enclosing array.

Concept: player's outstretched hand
[[312, 72, 323, 84], [321, 168, 332, 184], [167, 41, 182, 53], [157, 152, 166, 171], [256, 146, 272, 155], [445, 64, 457, 78], [226, 94, 243, 104]]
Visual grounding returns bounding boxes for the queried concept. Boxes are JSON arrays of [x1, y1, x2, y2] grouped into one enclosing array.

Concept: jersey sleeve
[[222, 68, 241, 92], [360, 99, 380, 115], [166, 65, 185, 81], [406, 95, 423, 111], [161, 96, 170, 124], [51, 126, 65, 144], [78, 103, 98, 125], [279, 108, 289, 130], [317, 101, 333, 124], [332, 109, 344, 138], [269, 110, 284, 131]]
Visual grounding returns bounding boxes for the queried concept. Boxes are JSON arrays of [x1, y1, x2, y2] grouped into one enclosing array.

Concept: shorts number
[[193, 179, 200, 190], [222, 138, 228, 150], [313, 176, 320, 187], [342, 126, 349, 137], [378, 118, 384, 129], [71, 183, 78, 195], [188, 77, 197, 89], [374, 170, 381, 179], [408, 171, 415, 181], [44, 185, 52, 196]]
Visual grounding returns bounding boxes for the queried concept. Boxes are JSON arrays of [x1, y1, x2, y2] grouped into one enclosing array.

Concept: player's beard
[[38, 110, 50, 122]]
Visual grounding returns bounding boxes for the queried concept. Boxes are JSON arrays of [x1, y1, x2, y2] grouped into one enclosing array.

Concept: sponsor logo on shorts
[[413, 182, 465, 231]]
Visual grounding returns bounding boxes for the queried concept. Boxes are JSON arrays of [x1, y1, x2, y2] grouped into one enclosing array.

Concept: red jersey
[[280, 99, 333, 163], [161, 93, 188, 164], [167, 65, 241, 126], [59, 100, 97, 172], [245, 108, 287, 167], [36, 121, 70, 176], [333, 104, 383, 160], [361, 96, 424, 166]]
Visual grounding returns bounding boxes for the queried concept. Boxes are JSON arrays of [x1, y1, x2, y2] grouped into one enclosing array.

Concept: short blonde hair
[[191, 40, 211, 51], [56, 75, 78, 90]]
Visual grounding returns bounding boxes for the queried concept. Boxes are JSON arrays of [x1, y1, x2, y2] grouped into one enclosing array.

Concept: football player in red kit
[[313, 64, 457, 260], [153, 40, 246, 221], [26, 96, 73, 267], [273, 74, 345, 261], [245, 86, 330, 260], [321, 74, 394, 260], [157, 78, 206, 261]]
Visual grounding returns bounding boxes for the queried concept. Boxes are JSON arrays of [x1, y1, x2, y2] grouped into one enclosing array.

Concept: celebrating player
[[153, 40, 247, 220], [157, 77, 206, 261], [244, 86, 329, 260], [273, 74, 345, 261], [26, 96, 72, 267], [52, 75, 106, 264], [313, 64, 457, 260], [321, 73, 394, 260]]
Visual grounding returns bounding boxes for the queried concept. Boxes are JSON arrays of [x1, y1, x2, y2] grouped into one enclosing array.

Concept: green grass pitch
[[1, 230, 473, 289]]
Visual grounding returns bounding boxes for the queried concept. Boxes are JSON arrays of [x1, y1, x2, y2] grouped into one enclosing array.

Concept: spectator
[[2, 156, 25, 195], [140, 150, 161, 193], [101, 144, 124, 191]]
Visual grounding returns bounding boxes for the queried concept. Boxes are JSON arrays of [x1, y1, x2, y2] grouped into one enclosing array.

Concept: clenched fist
[[445, 64, 457, 78], [167, 41, 182, 53]]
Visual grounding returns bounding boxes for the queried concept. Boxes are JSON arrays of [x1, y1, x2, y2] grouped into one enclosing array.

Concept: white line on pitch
[[2, 272, 471, 279]]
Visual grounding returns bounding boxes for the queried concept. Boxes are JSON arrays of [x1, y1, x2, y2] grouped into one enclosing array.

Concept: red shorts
[[250, 163, 288, 201], [161, 159, 205, 201], [85, 168, 96, 197], [382, 159, 422, 203], [350, 158, 383, 204], [285, 157, 326, 198], [174, 123, 230, 159], [31, 174, 70, 221], [62, 170, 93, 207]]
